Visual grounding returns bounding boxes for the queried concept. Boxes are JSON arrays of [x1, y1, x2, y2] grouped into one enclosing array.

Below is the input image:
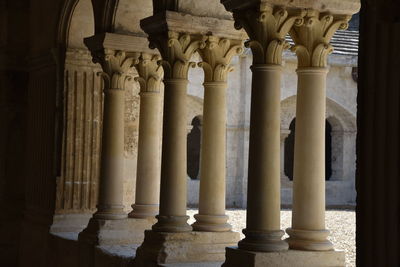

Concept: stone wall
[[185, 51, 357, 208]]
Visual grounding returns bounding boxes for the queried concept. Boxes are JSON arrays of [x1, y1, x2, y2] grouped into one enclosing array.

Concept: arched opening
[[284, 118, 333, 181], [187, 116, 202, 180]]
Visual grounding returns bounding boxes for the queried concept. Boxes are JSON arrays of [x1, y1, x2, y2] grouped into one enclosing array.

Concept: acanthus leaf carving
[[289, 11, 351, 68], [233, 5, 306, 65], [148, 31, 206, 79], [92, 49, 136, 89], [133, 52, 164, 93], [197, 36, 244, 82]]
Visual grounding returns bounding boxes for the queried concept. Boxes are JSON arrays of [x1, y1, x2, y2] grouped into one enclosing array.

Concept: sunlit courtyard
[[188, 209, 356, 267]]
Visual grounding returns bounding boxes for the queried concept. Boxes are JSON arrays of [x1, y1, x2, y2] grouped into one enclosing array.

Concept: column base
[[223, 247, 345, 267], [286, 228, 334, 251], [152, 215, 192, 232], [133, 230, 240, 266], [192, 214, 232, 232], [238, 229, 288, 252], [93, 205, 127, 220], [129, 204, 159, 219], [78, 217, 156, 246]]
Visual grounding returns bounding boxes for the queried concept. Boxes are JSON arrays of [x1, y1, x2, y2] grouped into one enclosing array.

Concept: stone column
[[228, 4, 305, 252], [79, 34, 168, 252], [280, 130, 290, 181], [147, 31, 206, 232], [192, 37, 243, 232], [286, 11, 351, 251], [93, 50, 135, 220], [129, 52, 163, 219]]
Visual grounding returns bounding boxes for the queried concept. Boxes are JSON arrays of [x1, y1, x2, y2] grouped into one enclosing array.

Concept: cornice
[[84, 33, 157, 56], [221, 0, 360, 16], [140, 11, 247, 41]]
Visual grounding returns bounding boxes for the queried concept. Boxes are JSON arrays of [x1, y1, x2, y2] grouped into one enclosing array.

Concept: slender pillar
[[193, 37, 243, 232], [239, 64, 288, 251], [227, 5, 305, 252], [146, 32, 206, 232], [286, 11, 352, 251], [129, 53, 163, 219], [93, 50, 136, 220]]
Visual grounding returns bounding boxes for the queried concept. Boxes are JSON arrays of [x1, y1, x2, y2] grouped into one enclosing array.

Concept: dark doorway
[[187, 116, 202, 180], [284, 118, 332, 181]]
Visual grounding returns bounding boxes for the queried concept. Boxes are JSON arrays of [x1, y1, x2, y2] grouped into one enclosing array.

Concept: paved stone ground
[[188, 209, 356, 267]]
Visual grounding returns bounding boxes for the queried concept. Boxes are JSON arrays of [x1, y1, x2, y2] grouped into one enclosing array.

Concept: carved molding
[[233, 4, 306, 65], [148, 31, 207, 79], [289, 10, 351, 68], [92, 49, 136, 89], [197, 36, 244, 82], [133, 52, 164, 93]]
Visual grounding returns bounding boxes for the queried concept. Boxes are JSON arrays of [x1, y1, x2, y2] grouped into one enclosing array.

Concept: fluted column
[[286, 11, 351, 251], [129, 53, 163, 219], [147, 32, 206, 232], [229, 5, 305, 252], [92, 50, 135, 220], [192, 36, 243, 232]]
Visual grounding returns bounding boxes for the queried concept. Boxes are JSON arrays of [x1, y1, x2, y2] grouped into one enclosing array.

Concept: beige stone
[[223, 247, 345, 267], [221, 0, 360, 15], [287, 11, 354, 251], [228, 3, 305, 252], [79, 218, 156, 246], [129, 52, 163, 219], [133, 230, 240, 266], [193, 36, 244, 232]]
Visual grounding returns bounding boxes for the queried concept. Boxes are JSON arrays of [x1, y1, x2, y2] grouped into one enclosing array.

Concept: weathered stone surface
[[221, 0, 360, 15], [79, 218, 156, 246], [140, 11, 247, 41], [51, 213, 92, 233], [133, 230, 240, 266], [223, 247, 345, 267]]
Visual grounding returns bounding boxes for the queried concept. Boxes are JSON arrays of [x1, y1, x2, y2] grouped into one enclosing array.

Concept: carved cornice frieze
[[232, 4, 306, 65], [197, 36, 244, 82], [148, 31, 207, 79], [221, 0, 361, 16], [289, 10, 351, 68], [133, 52, 164, 93], [92, 49, 136, 90]]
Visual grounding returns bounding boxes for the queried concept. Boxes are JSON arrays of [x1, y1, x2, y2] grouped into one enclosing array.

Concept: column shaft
[[193, 81, 230, 232], [286, 67, 333, 251], [152, 79, 192, 232], [94, 88, 126, 219], [129, 91, 161, 218], [238, 65, 288, 251]]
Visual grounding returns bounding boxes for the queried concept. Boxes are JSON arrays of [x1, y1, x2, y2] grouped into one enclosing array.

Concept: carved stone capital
[[148, 31, 207, 79], [133, 52, 164, 93], [289, 10, 351, 68], [92, 49, 136, 90], [197, 36, 244, 82], [232, 4, 306, 65]]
